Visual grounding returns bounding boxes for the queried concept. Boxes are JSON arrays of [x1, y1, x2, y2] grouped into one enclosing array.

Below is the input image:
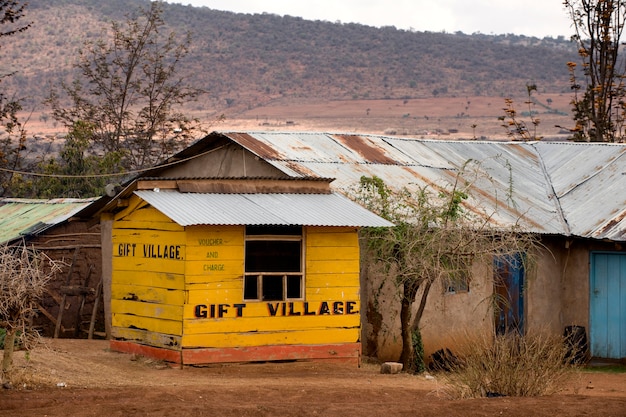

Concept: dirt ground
[[0, 339, 625, 416], [26, 93, 574, 143]]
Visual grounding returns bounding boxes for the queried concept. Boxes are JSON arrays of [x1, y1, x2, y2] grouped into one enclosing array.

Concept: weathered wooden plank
[[111, 299, 183, 321], [305, 272, 360, 288], [112, 313, 182, 336], [185, 225, 244, 247], [181, 327, 360, 348], [306, 259, 360, 274], [113, 257, 186, 275], [186, 288, 244, 305], [183, 313, 360, 334], [184, 260, 244, 279], [112, 229, 186, 277], [111, 327, 182, 349], [113, 270, 185, 290], [111, 284, 185, 305], [115, 220, 184, 232], [306, 228, 358, 246], [184, 244, 244, 262], [182, 342, 361, 365], [183, 300, 360, 321], [113, 228, 186, 245], [110, 340, 182, 364], [185, 277, 243, 292], [113, 195, 147, 222], [306, 245, 359, 261], [119, 205, 176, 223], [305, 288, 361, 302]]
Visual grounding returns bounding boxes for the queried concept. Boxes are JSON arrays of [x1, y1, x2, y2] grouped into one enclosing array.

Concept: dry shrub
[[442, 330, 577, 398]]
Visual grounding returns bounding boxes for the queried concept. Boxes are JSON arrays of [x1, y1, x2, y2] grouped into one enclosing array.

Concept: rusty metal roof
[[211, 132, 626, 240], [0, 198, 98, 244], [134, 190, 394, 227]]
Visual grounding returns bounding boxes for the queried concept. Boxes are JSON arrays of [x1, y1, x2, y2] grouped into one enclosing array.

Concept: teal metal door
[[590, 252, 626, 359]]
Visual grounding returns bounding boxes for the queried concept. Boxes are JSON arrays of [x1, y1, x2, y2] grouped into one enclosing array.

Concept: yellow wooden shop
[[104, 178, 392, 366]]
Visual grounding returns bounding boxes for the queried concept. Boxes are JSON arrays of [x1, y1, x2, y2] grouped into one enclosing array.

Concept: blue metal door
[[494, 253, 524, 335], [590, 252, 626, 359]]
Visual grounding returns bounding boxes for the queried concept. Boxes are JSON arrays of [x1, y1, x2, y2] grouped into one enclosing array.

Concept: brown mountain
[[3, 0, 579, 138]]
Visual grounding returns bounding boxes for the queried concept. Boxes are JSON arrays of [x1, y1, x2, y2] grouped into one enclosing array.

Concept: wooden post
[[88, 278, 103, 339], [54, 247, 80, 338], [74, 265, 93, 337]]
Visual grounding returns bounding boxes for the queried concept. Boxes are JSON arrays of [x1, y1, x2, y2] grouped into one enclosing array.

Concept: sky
[[164, 0, 574, 39]]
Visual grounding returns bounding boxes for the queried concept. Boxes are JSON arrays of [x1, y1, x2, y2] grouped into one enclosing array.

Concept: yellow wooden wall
[[182, 226, 361, 349], [110, 196, 186, 349], [110, 196, 362, 352]]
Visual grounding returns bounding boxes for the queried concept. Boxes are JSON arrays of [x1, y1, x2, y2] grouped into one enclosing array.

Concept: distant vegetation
[[3, 0, 578, 115]]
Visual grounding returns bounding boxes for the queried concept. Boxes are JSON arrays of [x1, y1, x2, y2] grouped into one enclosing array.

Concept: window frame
[[243, 229, 305, 302], [444, 255, 472, 295]]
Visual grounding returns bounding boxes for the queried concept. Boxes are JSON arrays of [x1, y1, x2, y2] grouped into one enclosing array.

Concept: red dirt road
[[1, 339, 625, 417]]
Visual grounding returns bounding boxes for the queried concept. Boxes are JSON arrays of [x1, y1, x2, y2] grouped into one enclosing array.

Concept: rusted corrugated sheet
[[0, 198, 98, 244], [134, 190, 394, 227], [218, 132, 626, 240]]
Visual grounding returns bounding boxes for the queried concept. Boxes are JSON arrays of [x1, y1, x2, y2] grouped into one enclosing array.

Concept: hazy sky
[[164, 0, 573, 38]]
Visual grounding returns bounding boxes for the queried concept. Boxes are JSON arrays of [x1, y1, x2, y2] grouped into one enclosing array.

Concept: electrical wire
[[0, 143, 228, 179]]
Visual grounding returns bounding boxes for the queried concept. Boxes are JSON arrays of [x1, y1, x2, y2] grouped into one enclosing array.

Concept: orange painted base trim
[[183, 343, 362, 366], [110, 340, 182, 364], [109, 340, 361, 367]]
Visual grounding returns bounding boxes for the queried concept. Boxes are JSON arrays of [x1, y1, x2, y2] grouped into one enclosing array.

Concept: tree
[[47, 1, 206, 171], [0, 243, 61, 387], [499, 84, 542, 141], [0, 1, 30, 196], [564, 0, 626, 142], [11, 121, 124, 198], [356, 174, 535, 373]]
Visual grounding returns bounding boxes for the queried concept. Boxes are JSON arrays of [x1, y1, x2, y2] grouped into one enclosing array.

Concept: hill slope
[[1, 0, 579, 137]]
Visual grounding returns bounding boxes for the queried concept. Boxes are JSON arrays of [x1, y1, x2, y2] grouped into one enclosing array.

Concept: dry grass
[[441, 331, 578, 398]]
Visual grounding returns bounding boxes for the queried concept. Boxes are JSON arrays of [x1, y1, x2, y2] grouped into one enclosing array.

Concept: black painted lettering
[[194, 304, 207, 318], [210, 304, 216, 318], [288, 302, 301, 316], [267, 303, 279, 316], [218, 304, 229, 318], [234, 303, 246, 317], [281, 302, 287, 316], [303, 302, 316, 316], [333, 301, 344, 314], [118, 243, 137, 257], [318, 301, 330, 315], [346, 301, 357, 314]]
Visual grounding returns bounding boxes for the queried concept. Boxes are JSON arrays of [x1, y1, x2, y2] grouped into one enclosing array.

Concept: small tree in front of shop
[[356, 172, 536, 373]]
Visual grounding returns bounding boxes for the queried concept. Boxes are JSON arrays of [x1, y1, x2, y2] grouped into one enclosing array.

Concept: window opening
[[444, 255, 471, 294], [244, 225, 303, 301]]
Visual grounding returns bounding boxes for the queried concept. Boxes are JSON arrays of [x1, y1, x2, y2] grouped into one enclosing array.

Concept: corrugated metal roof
[[215, 132, 626, 240], [134, 190, 394, 227], [0, 198, 98, 244]]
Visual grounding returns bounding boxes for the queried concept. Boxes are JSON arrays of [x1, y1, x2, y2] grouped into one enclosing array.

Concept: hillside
[[1, 0, 579, 138]]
